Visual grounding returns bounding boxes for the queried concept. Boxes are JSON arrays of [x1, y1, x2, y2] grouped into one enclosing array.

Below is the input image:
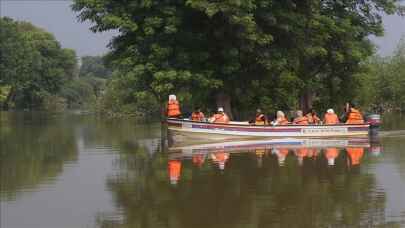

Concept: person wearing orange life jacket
[[346, 147, 364, 166], [306, 109, 321, 124], [345, 103, 364, 124], [293, 110, 309, 125], [168, 159, 182, 185], [324, 109, 340, 125], [166, 94, 181, 118], [325, 148, 339, 166], [271, 111, 290, 125], [210, 150, 230, 170], [209, 107, 230, 124], [190, 107, 205, 122], [254, 108, 268, 125]]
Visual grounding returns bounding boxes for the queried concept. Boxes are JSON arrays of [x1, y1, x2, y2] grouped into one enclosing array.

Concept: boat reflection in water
[[167, 137, 382, 185]]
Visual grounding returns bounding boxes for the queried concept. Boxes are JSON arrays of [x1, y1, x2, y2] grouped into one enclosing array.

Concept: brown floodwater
[[1, 112, 405, 228]]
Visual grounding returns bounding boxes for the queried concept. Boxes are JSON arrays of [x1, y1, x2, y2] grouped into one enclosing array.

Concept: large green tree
[[72, 0, 403, 118], [0, 17, 78, 110]]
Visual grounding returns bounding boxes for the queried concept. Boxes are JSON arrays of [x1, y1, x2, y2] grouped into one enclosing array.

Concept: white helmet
[[169, 94, 176, 101], [327, 109, 334, 114], [218, 107, 224, 112]]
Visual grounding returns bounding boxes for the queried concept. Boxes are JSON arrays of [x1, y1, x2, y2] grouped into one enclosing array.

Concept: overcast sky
[[1, 0, 405, 57]]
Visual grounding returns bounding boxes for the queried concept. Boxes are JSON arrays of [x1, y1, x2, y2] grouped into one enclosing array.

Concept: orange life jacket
[[347, 148, 364, 166], [346, 108, 364, 124], [211, 113, 230, 124], [191, 112, 205, 121], [324, 113, 339, 124], [167, 100, 181, 117], [293, 116, 309, 125], [277, 117, 289, 125], [255, 114, 267, 125], [168, 160, 181, 181]]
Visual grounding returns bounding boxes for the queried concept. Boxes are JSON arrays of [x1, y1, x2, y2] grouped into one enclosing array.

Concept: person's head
[[256, 108, 262, 114], [327, 108, 334, 114], [296, 110, 303, 117], [218, 107, 224, 113], [194, 107, 201, 112], [169, 94, 176, 101], [276, 110, 285, 119]]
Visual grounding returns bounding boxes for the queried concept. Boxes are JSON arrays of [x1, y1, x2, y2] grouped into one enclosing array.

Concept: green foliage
[[79, 55, 112, 79], [72, 0, 403, 118], [0, 17, 79, 110], [358, 38, 405, 112]]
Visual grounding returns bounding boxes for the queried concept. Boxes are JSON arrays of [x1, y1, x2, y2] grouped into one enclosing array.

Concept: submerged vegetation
[[2, 1, 405, 118]]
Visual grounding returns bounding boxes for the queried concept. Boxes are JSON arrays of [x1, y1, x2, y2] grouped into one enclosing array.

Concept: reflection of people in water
[[307, 148, 319, 158], [192, 153, 206, 167], [168, 160, 182, 185], [346, 147, 364, 169], [272, 148, 289, 166], [210, 151, 230, 170], [255, 148, 267, 168], [295, 148, 308, 166], [325, 148, 339, 166]]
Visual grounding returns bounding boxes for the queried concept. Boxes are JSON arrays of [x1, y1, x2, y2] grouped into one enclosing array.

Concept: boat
[[167, 118, 378, 141]]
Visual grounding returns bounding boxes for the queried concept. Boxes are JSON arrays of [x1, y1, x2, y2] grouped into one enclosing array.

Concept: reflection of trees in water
[[0, 112, 78, 200], [380, 137, 405, 179], [98, 147, 399, 228]]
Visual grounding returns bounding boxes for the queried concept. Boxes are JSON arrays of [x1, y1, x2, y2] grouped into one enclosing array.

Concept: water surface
[[1, 112, 405, 228]]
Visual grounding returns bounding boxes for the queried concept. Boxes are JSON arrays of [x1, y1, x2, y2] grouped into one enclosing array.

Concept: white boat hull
[[167, 118, 370, 141]]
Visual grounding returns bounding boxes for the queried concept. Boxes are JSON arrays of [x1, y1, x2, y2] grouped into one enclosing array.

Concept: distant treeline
[[0, 17, 111, 111]]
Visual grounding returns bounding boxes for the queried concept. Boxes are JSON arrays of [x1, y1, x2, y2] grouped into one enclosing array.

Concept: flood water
[[1, 112, 405, 228]]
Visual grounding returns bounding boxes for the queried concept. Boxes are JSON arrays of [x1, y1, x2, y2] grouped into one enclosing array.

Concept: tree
[[72, 0, 404, 118], [79, 55, 112, 79], [0, 17, 78, 110]]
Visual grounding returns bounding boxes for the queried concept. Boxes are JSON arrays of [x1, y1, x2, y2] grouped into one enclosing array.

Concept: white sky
[[1, 0, 405, 57]]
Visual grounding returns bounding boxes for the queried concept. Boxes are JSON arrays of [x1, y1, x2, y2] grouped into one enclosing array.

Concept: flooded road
[[1, 112, 405, 228]]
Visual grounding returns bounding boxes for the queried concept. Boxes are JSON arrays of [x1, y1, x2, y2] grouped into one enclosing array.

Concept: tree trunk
[[299, 90, 314, 114], [216, 92, 233, 120]]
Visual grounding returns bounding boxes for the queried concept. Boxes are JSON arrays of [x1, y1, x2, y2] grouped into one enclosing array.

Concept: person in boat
[[166, 94, 181, 118], [253, 108, 268, 125], [345, 103, 364, 124], [323, 108, 340, 125], [168, 159, 182, 185], [190, 107, 205, 122], [209, 107, 230, 124], [271, 111, 289, 125], [293, 110, 309, 125], [306, 109, 321, 124]]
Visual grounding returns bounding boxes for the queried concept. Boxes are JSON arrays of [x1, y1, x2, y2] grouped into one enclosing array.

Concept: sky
[[1, 0, 405, 57]]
